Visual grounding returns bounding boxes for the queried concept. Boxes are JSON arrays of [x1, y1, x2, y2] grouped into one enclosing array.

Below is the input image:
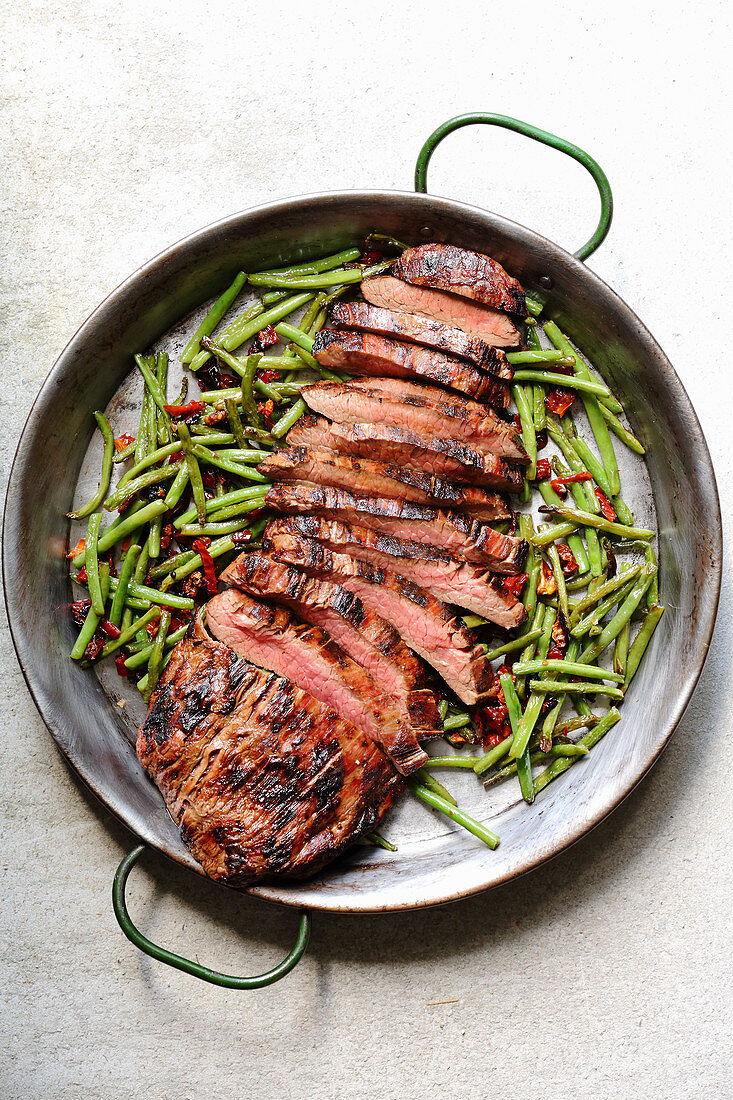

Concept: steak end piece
[[138, 615, 403, 886], [392, 242, 528, 318]]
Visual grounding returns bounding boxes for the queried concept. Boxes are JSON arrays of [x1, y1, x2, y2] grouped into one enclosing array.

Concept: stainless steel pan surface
[[3, 116, 721, 983]]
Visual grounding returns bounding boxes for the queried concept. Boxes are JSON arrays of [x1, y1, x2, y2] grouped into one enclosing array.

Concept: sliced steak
[[264, 482, 528, 573], [265, 532, 494, 705], [138, 615, 402, 885], [293, 420, 524, 492], [329, 301, 513, 378], [219, 552, 441, 732], [206, 589, 428, 775], [301, 379, 528, 464], [259, 446, 511, 521], [392, 242, 528, 317], [265, 516, 525, 628], [362, 275, 521, 347], [312, 329, 509, 407]]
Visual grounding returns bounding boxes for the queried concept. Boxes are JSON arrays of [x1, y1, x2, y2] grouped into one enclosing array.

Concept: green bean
[[134, 354, 172, 436], [473, 736, 513, 775], [408, 781, 500, 850], [565, 572, 593, 590], [516, 745, 535, 803], [108, 577, 194, 610], [108, 543, 141, 626], [482, 629, 543, 661], [181, 271, 248, 364], [225, 397, 250, 450], [555, 714, 599, 737], [578, 567, 656, 664], [70, 563, 110, 659], [536, 480, 590, 574], [148, 549, 197, 580], [124, 624, 188, 669], [134, 388, 152, 464], [538, 502, 654, 540], [250, 248, 361, 279], [191, 443, 268, 482], [546, 543, 569, 623], [84, 512, 104, 615], [136, 649, 174, 696], [113, 437, 136, 464], [103, 463, 180, 511], [78, 493, 152, 558], [513, 659, 624, 682], [148, 515, 163, 558], [68, 412, 115, 519], [532, 708, 621, 795], [498, 674, 532, 803], [155, 353, 170, 444], [527, 679, 624, 699], [611, 495, 635, 527], [614, 620, 630, 678], [624, 605, 665, 689], [548, 742, 589, 757], [531, 521, 579, 547], [246, 264, 386, 291], [189, 292, 312, 372], [174, 422, 205, 522], [177, 520, 249, 537], [569, 562, 643, 622], [117, 436, 227, 488], [544, 321, 620, 496], [160, 536, 235, 588], [644, 544, 659, 607], [443, 714, 472, 732], [598, 402, 645, 455], [415, 769, 457, 806], [570, 575, 640, 639], [365, 232, 409, 253], [512, 383, 537, 479], [423, 756, 480, 768], [525, 295, 544, 316], [506, 349, 574, 366], [174, 485, 268, 528], [163, 464, 189, 509], [510, 603, 556, 759], [512, 370, 610, 398], [569, 434, 614, 499], [239, 352, 263, 428], [99, 606, 161, 660], [272, 397, 307, 439], [144, 610, 171, 702], [274, 322, 314, 352]]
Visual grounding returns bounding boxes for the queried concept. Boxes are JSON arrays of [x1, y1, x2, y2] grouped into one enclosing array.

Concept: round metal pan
[[3, 181, 722, 921]]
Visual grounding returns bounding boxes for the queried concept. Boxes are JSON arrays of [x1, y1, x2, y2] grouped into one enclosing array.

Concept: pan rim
[[3, 188, 723, 912]]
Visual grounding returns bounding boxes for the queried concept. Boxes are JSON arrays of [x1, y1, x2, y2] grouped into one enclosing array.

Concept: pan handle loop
[[113, 845, 311, 989], [414, 113, 613, 262]]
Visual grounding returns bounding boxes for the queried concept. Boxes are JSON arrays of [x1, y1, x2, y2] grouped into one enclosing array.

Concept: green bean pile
[[66, 241, 664, 852]]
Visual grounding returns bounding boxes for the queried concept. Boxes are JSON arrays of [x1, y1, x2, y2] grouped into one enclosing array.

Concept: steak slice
[[392, 243, 528, 317], [362, 275, 521, 347], [138, 615, 402, 885], [259, 446, 511, 521], [265, 531, 494, 705], [329, 301, 513, 379], [292, 420, 524, 492], [301, 379, 528, 464], [219, 552, 441, 732], [312, 328, 509, 408], [264, 482, 528, 573], [207, 589, 428, 775], [265, 516, 526, 629]]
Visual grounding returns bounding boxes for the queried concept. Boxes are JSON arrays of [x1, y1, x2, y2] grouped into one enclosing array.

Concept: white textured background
[[1, 2, 731, 1098]]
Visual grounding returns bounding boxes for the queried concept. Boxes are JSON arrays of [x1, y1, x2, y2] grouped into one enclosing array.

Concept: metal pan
[[3, 116, 722, 987]]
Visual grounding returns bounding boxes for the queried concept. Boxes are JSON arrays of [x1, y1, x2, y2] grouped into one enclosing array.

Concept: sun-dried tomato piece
[[257, 368, 280, 383], [181, 571, 204, 598], [545, 388, 575, 417], [193, 537, 218, 595], [76, 565, 88, 584], [203, 407, 227, 426], [68, 599, 92, 627], [83, 632, 105, 661], [257, 399, 275, 428], [595, 487, 617, 521], [535, 428, 548, 451], [114, 654, 130, 678], [502, 572, 528, 597], [556, 543, 579, 577], [534, 458, 552, 481], [360, 250, 384, 264], [550, 616, 567, 655], [163, 401, 206, 418], [537, 560, 557, 595], [99, 619, 121, 639], [250, 324, 279, 352], [67, 537, 86, 559], [114, 433, 135, 452]]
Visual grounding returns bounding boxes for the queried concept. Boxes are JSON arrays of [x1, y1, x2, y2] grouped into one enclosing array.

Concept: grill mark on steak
[[260, 446, 511, 521], [361, 275, 521, 347], [301, 378, 528, 464], [264, 516, 526, 629], [219, 552, 441, 732], [286, 416, 524, 492], [138, 615, 402, 885], [328, 301, 513, 379], [265, 482, 527, 574], [312, 328, 509, 408], [392, 242, 528, 317], [264, 530, 494, 706], [206, 589, 428, 775]]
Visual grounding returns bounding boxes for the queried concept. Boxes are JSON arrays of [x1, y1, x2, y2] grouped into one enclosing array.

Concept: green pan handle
[[113, 844, 311, 989], [414, 113, 613, 262]]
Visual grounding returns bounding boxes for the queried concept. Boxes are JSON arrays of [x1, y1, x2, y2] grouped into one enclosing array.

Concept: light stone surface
[[1, 3, 732, 1098]]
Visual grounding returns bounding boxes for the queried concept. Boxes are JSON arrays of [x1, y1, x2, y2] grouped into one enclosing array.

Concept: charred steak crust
[[138, 616, 403, 885], [328, 301, 513, 379], [312, 328, 509, 407], [392, 242, 528, 318]]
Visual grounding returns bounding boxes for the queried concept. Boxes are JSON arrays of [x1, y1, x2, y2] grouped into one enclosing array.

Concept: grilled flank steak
[[392, 243, 528, 317], [138, 615, 403, 885]]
